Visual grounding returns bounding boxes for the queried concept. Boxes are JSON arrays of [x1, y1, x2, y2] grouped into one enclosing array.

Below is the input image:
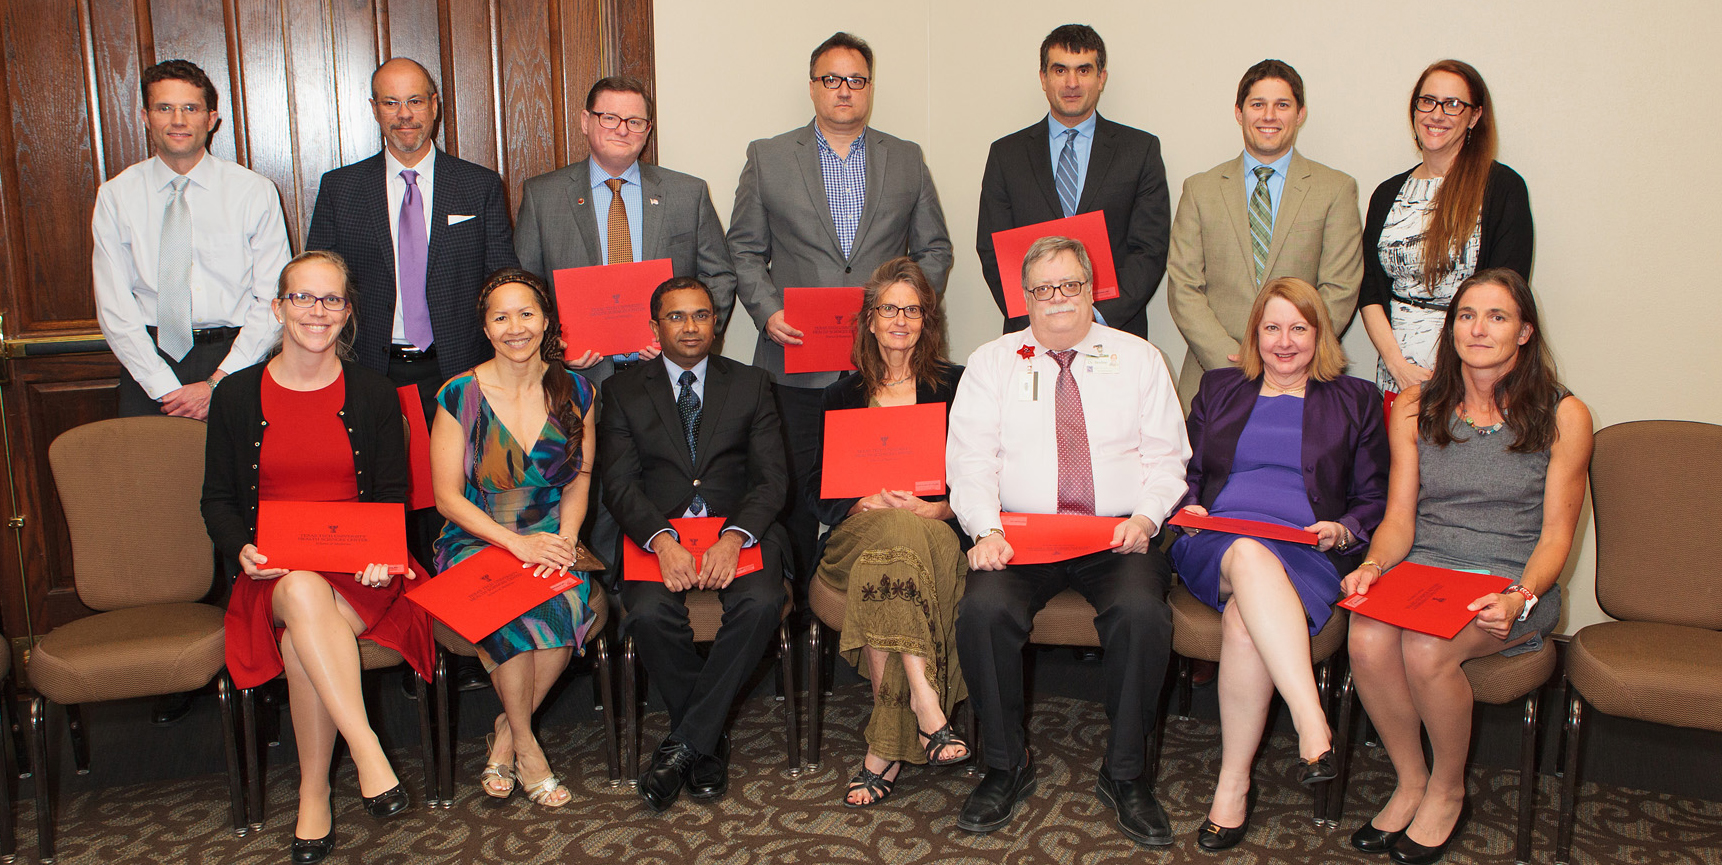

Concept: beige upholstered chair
[[1557, 420, 1722, 865], [29, 416, 244, 862], [620, 584, 799, 781], [429, 580, 620, 806], [1170, 584, 1349, 822]]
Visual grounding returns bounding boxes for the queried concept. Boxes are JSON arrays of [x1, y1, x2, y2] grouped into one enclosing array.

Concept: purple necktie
[[398, 169, 433, 349]]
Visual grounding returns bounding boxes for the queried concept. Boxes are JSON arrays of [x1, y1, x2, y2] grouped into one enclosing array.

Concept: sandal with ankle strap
[[480, 732, 516, 798], [918, 722, 971, 767], [519, 772, 572, 808], [843, 759, 902, 808]]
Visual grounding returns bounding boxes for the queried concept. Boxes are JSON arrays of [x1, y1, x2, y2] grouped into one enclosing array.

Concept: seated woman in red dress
[[202, 250, 434, 864]]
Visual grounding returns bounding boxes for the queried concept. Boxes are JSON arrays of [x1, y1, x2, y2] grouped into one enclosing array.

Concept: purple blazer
[[1177, 367, 1389, 571]]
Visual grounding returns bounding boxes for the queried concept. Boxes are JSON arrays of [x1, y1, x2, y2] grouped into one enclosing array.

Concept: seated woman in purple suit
[[1169, 277, 1389, 850]]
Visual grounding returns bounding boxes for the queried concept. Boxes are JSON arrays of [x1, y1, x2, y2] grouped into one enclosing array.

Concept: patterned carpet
[[19, 679, 1722, 865]]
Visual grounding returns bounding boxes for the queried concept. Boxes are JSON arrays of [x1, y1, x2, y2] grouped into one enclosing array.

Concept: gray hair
[[1020, 235, 1094, 289]]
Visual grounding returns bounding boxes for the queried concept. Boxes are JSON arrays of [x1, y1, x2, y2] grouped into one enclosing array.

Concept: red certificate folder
[[998, 512, 1121, 565], [255, 501, 409, 575], [396, 385, 435, 511], [1168, 511, 1319, 545], [819, 402, 947, 498], [992, 211, 1120, 318], [554, 258, 673, 357], [1338, 562, 1513, 639], [782, 286, 864, 373], [621, 517, 765, 582], [406, 545, 583, 644]]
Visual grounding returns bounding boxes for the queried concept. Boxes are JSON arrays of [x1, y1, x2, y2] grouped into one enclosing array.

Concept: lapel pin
[[576, 197, 586, 205], [1016, 344, 1037, 360], [649, 196, 661, 206]]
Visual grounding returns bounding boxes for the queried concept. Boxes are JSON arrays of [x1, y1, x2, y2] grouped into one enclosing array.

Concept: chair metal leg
[[27, 697, 52, 864], [1175, 655, 1193, 719], [1311, 657, 1337, 825], [1555, 687, 1584, 865], [594, 636, 621, 786], [434, 651, 453, 807], [241, 687, 264, 829], [1326, 670, 1358, 826], [821, 628, 836, 697], [964, 699, 981, 777], [779, 624, 801, 777], [414, 673, 436, 808], [0, 683, 15, 860], [1513, 689, 1540, 865], [623, 635, 640, 786], [62, 705, 89, 776], [216, 675, 248, 836], [805, 620, 822, 771]]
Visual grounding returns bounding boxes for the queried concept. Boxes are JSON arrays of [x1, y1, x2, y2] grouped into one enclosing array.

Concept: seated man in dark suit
[[599, 277, 789, 812]]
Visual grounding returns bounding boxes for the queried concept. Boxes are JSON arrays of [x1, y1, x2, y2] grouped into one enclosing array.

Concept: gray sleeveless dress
[[1402, 407, 1564, 656]]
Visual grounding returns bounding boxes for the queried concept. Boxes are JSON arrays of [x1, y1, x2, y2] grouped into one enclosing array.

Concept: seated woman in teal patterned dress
[[430, 267, 597, 808]]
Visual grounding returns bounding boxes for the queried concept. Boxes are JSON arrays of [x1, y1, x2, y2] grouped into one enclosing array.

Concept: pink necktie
[[1048, 349, 1095, 515]]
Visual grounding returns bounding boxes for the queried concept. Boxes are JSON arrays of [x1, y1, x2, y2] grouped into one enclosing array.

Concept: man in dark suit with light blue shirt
[[515, 75, 737, 385], [977, 24, 1170, 338]]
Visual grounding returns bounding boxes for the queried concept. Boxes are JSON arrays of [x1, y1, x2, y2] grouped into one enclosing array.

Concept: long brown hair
[[1410, 59, 1496, 287], [1237, 277, 1345, 382], [476, 268, 583, 456], [1417, 268, 1561, 453], [852, 257, 947, 394]]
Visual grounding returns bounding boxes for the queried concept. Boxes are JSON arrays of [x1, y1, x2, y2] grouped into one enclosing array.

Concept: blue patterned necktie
[[1249, 165, 1275, 284], [677, 370, 706, 515], [1056, 128, 1081, 218]]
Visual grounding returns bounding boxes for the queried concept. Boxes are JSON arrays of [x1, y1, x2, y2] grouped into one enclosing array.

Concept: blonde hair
[[1237, 277, 1345, 382]]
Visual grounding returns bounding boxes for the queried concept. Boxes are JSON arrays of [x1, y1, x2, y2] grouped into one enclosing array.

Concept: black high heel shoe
[[1297, 749, 1336, 786], [362, 783, 410, 820], [1196, 817, 1248, 851], [1388, 800, 1471, 865], [1350, 820, 1407, 853], [290, 830, 335, 864]]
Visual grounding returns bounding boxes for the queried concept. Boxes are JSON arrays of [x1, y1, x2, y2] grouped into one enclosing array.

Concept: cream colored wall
[[654, 0, 1722, 632]]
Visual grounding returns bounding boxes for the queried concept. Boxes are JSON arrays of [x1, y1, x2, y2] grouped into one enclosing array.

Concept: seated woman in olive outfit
[[1170, 277, 1389, 850], [430, 268, 599, 808], [812, 257, 970, 807], [1343, 268, 1591, 865], [203, 250, 433, 864]]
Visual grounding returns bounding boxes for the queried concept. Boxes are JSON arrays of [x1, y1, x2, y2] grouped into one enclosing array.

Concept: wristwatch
[[1503, 584, 1538, 622], [974, 528, 1005, 544]]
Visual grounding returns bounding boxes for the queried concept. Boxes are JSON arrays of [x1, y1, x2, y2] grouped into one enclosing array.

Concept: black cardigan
[[1358, 161, 1533, 311], [811, 362, 964, 532], [200, 358, 411, 580]]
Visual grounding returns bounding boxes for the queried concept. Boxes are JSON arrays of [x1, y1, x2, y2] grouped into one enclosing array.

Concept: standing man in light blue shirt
[[977, 24, 1170, 338], [1166, 59, 1363, 407]]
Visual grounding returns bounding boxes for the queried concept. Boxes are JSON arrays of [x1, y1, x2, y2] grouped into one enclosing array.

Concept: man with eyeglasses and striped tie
[[977, 24, 1169, 340], [1166, 59, 1363, 410]]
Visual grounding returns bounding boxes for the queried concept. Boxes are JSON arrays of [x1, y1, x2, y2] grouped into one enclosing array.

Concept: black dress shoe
[[1388, 801, 1471, 865], [1298, 749, 1337, 786], [688, 735, 729, 800], [957, 758, 1037, 833], [361, 784, 410, 820], [639, 739, 698, 813], [1196, 818, 1248, 851], [290, 831, 335, 864], [1094, 768, 1173, 846], [151, 692, 193, 725], [1350, 820, 1408, 853], [455, 661, 492, 692]]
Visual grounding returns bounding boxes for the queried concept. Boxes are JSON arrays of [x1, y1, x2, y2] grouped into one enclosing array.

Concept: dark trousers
[[115, 332, 234, 417], [386, 351, 446, 569], [620, 541, 786, 756], [955, 547, 1173, 780], [772, 384, 824, 584]]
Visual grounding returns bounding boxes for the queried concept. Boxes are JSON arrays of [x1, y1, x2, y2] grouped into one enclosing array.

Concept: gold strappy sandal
[[519, 772, 571, 808], [480, 732, 516, 798]]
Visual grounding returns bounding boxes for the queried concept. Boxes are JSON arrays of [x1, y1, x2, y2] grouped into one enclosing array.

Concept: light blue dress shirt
[[1046, 113, 1098, 202], [590, 160, 645, 361], [1242, 149, 1294, 227]]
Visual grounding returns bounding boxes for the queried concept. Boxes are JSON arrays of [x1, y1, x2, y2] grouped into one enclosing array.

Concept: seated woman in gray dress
[[1170, 277, 1389, 850], [1343, 267, 1592, 864], [813, 257, 968, 807]]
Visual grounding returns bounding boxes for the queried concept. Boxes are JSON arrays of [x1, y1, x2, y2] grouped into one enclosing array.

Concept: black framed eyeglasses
[[1025, 280, 1087, 301], [594, 112, 652, 133], [813, 74, 870, 91], [283, 292, 349, 311], [872, 303, 923, 320], [1414, 95, 1477, 116]]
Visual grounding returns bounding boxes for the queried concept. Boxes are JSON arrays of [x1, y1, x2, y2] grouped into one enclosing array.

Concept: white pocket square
[[447, 214, 476, 225]]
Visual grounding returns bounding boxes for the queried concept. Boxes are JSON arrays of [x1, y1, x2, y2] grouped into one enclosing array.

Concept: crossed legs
[[484, 646, 574, 804], [847, 648, 969, 805], [272, 570, 399, 840]]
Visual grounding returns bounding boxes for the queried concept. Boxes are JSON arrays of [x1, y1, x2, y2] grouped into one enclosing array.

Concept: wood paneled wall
[[0, 0, 654, 642]]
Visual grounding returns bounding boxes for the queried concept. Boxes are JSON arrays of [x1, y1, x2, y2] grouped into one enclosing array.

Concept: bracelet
[[1358, 559, 1384, 573]]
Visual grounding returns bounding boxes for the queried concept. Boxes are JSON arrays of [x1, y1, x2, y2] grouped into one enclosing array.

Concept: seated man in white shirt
[[947, 236, 1189, 844]]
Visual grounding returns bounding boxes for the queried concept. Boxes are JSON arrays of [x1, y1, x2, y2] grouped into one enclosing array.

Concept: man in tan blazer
[[1167, 59, 1363, 407]]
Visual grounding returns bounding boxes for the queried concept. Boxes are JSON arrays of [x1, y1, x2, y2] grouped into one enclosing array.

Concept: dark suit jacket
[[812, 362, 963, 528], [514, 158, 737, 375], [976, 114, 1170, 337], [1178, 367, 1389, 572], [305, 150, 520, 381], [598, 355, 788, 559], [1358, 161, 1532, 311]]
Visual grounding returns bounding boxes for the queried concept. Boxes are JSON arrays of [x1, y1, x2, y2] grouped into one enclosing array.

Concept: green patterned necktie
[[1249, 165, 1275, 284]]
